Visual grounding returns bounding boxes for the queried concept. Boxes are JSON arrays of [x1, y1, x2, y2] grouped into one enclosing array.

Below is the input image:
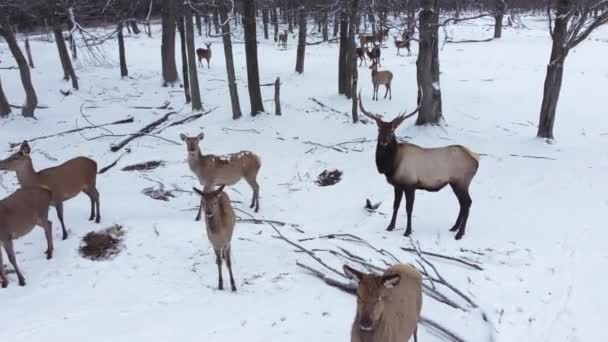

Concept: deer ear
[[197, 132, 205, 140], [213, 185, 225, 197], [192, 187, 204, 196], [381, 274, 401, 288], [20, 141, 31, 155], [344, 265, 364, 282], [179, 133, 188, 141]]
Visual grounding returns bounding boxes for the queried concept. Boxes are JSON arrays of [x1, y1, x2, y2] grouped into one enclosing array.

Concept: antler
[[393, 86, 424, 126], [358, 91, 382, 122]]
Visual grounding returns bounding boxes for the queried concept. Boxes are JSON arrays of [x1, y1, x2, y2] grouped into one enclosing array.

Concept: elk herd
[[0, 26, 481, 342]]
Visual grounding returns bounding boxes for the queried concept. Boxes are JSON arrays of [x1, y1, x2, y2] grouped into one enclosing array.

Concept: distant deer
[[180, 133, 261, 220], [393, 36, 411, 56], [196, 43, 212, 68], [344, 263, 422, 342], [277, 30, 288, 47], [366, 43, 381, 66], [369, 61, 393, 101], [359, 95, 480, 240], [355, 47, 366, 66], [193, 185, 238, 292], [0, 141, 101, 240], [0, 186, 54, 288], [359, 33, 375, 48]]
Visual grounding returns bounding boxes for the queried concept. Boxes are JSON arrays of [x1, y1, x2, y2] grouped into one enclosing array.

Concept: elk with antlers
[[369, 61, 392, 101], [358, 94, 479, 240]]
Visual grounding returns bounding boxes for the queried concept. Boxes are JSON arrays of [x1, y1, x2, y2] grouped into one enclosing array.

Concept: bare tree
[[117, 22, 129, 77], [0, 18, 38, 118], [537, 0, 608, 139], [51, 16, 79, 89], [0, 77, 10, 117], [295, 4, 307, 73], [185, 3, 202, 111], [161, 0, 179, 86], [242, 0, 265, 115], [416, 0, 442, 125], [177, 7, 191, 103], [494, 0, 506, 38], [219, 0, 242, 119]]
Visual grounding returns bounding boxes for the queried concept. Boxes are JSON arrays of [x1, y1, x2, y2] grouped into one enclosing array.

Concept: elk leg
[[215, 249, 224, 290], [225, 245, 237, 292], [84, 190, 95, 221], [246, 177, 261, 212], [414, 327, 418, 342], [387, 187, 403, 231], [207, 59, 210, 69], [455, 190, 472, 240], [55, 202, 68, 240], [94, 188, 101, 223], [41, 220, 54, 260], [384, 84, 389, 99], [0, 247, 7, 288], [449, 184, 464, 232], [4, 240, 25, 286], [403, 188, 415, 237]]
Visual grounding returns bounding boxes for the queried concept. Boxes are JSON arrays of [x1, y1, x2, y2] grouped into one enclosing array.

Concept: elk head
[[0, 141, 31, 171], [358, 92, 420, 147], [344, 265, 401, 332], [193, 185, 226, 219], [180, 133, 206, 155]]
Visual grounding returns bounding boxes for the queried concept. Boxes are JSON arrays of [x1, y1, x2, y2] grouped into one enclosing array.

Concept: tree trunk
[[338, 12, 348, 94], [275, 77, 281, 115], [196, 14, 202, 36], [345, 0, 359, 99], [117, 22, 129, 78], [24, 36, 34, 68], [213, 8, 220, 34], [186, 5, 203, 111], [295, 5, 307, 74], [177, 13, 191, 104], [351, 53, 358, 123], [52, 23, 78, 90], [322, 13, 329, 41], [0, 76, 10, 117], [67, 21, 77, 60], [0, 20, 38, 117], [220, 0, 242, 119], [416, 0, 442, 125], [242, 0, 265, 115], [494, 0, 506, 38], [161, 0, 179, 86], [333, 13, 339, 37], [273, 8, 279, 40], [130, 21, 141, 34], [537, 0, 571, 139], [263, 8, 269, 39]]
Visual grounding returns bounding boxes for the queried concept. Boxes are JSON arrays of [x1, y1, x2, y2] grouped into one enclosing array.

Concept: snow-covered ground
[[1, 16, 607, 342]]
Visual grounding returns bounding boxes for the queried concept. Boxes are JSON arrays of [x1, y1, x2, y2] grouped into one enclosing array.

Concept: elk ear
[[20, 141, 31, 155], [179, 133, 188, 142], [381, 274, 401, 288], [213, 185, 225, 197], [197, 132, 205, 140], [344, 265, 364, 282], [192, 187, 204, 196]]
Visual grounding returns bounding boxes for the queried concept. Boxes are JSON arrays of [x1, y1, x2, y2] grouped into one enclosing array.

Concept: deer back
[[372, 70, 393, 85], [190, 151, 261, 187], [35, 157, 98, 202], [0, 187, 52, 241]]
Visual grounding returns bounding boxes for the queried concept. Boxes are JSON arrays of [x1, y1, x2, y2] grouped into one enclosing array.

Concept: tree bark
[[351, 53, 358, 123], [213, 8, 220, 34], [196, 14, 202, 36], [130, 21, 141, 35], [275, 77, 281, 115], [117, 22, 129, 78], [273, 7, 279, 40], [494, 0, 505, 38], [242, 0, 265, 115], [161, 0, 179, 86], [263, 8, 269, 39], [338, 12, 348, 94], [345, 0, 359, 99], [186, 5, 203, 111], [322, 13, 329, 41], [220, 0, 242, 119], [0, 20, 38, 117], [416, 0, 442, 125], [537, 0, 571, 139], [52, 22, 78, 90], [0, 76, 10, 117], [25, 36, 34, 68], [333, 13, 339, 37], [177, 13, 191, 103], [295, 5, 307, 74]]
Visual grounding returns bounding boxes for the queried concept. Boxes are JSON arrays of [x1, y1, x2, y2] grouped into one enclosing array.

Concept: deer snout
[[359, 315, 374, 331]]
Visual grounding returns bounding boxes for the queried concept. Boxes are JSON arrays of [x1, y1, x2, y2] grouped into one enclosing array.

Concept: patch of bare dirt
[[79, 225, 125, 261], [315, 169, 343, 187]]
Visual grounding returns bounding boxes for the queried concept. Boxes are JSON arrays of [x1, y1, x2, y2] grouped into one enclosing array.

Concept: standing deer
[[180, 133, 261, 220], [345, 263, 422, 342], [355, 47, 366, 66], [193, 185, 238, 292], [359, 33, 375, 48], [358, 95, 479, 240], [0, 186, 54, 288], [394, 36, 411, 56], [366, 43, 381, 66], [277, 30, 288, 47], [0, 141, 100, 240], [196, 43, 212, 68], [369, 61, 393, 101]]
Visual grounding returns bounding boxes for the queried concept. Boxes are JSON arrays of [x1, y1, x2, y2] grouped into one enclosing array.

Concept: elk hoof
[[1, 281, 7, 288], [95, 217, 101, 224], [403, 230, 412, 237], [18, 279, 26, 286], [62, 233, 68, 241], [46, 250, 53, 260], [449, 225, 459, 232], [386, 225, 395, 232], [454, 232, 464, 240]]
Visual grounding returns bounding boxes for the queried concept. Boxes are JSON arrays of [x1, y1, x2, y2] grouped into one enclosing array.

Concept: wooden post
[[275, 77, 281, 116]]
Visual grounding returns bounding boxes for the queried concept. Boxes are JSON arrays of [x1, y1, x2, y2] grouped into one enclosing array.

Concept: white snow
[[1, 16, 607, 342]]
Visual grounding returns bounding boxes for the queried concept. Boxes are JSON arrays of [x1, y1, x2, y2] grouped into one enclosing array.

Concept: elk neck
[[15, 158, 38, 187], [375, 136, 398, 179]]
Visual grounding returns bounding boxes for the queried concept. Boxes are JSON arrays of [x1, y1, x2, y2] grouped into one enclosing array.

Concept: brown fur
[[196, 43, 212, 68], [0, 141, 100, 240], [0, 186, 53, 288], [345, 263, 422, 342], [277, 30, 288, 48], [369, 61, 393, 101], [193, 186, 238, 292], [393, 36, 411, 56], [180, 133, 262, 220]]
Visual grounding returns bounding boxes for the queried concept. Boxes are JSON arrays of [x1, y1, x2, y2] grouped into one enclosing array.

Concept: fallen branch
[[158, 107, 218, 133], [401, 247, 484, 271], [129, 100, 171, 110], [110, 112, 176, 152], [419, 316, 466, 342], [98, 148, 131, 174], [8, 117, 134, 148], [509, 154, 556, 161], [310, 97, 370, 124], [222, 127, 261, 134], [9, 104, 49, 109]]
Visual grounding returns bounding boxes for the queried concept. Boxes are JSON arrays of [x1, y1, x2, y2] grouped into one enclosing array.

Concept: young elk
[[0, 186, 54, 288], [394, 36, 411, 56], [345, 263, 422, 342], [355, 47, 366, 66], [180, 133, 261, 220], [277, 30, 288, 48], [196, 43, 212, 68], [0, 141, 100, 240], [369, 61, 393, 101], [359, 96, 479, 240], [193, 185, 237, 292]]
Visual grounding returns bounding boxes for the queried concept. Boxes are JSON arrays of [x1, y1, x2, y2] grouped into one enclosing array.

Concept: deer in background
[[369, 61, 393, 101], [366, 43, 381, 67], [0, 141, 101, 240], [180, 133, 261, 220], [393, 36, 411, 56], [355, 47, 366, 66], [277, 30, 288, 47], [359, 95, 480, 240], [0, 186, 54, 288], [196, 43, 212, 68], [193, 185, 238, 292], [345, 263, 422, 342]]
